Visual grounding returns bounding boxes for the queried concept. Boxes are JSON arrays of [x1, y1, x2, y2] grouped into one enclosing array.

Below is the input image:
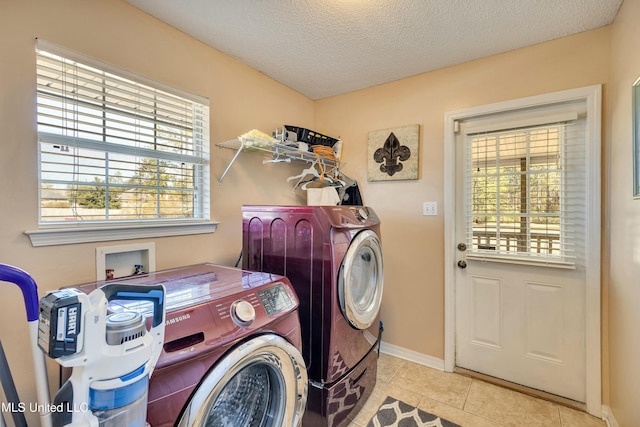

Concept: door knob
[[457, 260, 467, 269]]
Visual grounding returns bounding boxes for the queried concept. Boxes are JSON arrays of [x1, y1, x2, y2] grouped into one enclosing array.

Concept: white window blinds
[[36, 41, 210, 225], [463, 119, 586, 267]]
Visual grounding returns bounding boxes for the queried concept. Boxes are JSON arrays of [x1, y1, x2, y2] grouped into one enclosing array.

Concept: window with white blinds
[[36, 42, 210, 226], [463, 120, 585, 266]]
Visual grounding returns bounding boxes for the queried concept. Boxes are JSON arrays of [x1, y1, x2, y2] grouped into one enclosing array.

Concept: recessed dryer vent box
[[96, 242, 156, 281]]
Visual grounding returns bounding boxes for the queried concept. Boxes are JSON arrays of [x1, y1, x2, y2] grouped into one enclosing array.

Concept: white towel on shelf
[[306, 187, 340, 206]]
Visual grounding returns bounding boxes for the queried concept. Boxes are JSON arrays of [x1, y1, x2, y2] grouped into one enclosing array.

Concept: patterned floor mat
[[366, 396, 462, 427]]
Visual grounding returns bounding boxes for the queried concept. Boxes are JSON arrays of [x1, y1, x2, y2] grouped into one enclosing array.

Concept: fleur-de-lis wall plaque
[[374, 132, 410, 176], [368, 124, 419, 181]]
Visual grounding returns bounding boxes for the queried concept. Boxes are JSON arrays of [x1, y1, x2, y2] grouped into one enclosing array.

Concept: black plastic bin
[[284, 125, 339, 147]]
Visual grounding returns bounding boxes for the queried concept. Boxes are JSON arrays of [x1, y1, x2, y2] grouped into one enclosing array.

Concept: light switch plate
[[423, 202, 438, 216]]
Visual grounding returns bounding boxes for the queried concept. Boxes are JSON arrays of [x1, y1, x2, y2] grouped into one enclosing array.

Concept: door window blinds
[[36, 42, 210, 225], [463, 120, 586, 267]]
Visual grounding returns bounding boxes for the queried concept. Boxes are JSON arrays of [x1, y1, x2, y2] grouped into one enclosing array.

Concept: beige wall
[[315, 28, 611, 361], [0, 0, 313, 423], [5, 0, 639, 424], [608, 0, 640, 424]]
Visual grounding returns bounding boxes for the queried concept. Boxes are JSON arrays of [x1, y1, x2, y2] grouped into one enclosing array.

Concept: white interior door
[[452, 94, 599, 403]]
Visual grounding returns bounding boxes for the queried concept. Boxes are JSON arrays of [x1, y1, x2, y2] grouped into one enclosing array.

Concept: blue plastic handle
[[0, 264, 40, 322], [101, 284, 165, 327]]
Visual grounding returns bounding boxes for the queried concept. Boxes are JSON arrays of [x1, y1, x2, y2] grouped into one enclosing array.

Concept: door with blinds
[[454, 98, 593, 402]]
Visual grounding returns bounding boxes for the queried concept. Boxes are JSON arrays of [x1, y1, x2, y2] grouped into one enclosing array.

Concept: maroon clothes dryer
[[72, 263, 307, 427], [242, 205, 384, 427]]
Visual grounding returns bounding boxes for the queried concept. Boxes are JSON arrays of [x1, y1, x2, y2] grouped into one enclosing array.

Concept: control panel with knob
[[230, 299, 256, 326]]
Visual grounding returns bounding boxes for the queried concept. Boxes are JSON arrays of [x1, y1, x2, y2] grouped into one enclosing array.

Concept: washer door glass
[[208, 363, 279, 426], [338, 229, 384, 330], [177, 335, 307, 427]]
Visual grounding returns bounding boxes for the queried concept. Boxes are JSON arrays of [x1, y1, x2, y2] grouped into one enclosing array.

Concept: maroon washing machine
[[242, 205, 384, 427], [72, 263, 308, 427]]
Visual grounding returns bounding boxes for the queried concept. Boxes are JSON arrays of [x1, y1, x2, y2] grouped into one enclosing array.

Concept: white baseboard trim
[[601, 405, 619, 427], [379, 341, 445, 371]]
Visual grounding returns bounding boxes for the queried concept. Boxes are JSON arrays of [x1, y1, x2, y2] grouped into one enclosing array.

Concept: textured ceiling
[[125, 0, 622, 100]]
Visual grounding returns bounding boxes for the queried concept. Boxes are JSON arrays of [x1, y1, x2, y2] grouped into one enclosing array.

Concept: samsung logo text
[[166, 314, 190, 326]]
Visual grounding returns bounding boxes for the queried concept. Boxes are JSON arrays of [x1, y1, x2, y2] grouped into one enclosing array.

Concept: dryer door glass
[[177, 335, 307, 427], [339, 229, 384, 330]]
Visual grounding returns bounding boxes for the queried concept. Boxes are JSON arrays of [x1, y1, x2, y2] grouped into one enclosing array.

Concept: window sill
[[24, 221, 219, 247]]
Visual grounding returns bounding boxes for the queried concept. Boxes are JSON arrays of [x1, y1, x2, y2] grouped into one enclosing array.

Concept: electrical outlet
[[422, 202, 438, 216]]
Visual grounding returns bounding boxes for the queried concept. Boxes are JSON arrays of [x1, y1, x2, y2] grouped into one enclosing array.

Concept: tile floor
[[347, 353, 606, 427]]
